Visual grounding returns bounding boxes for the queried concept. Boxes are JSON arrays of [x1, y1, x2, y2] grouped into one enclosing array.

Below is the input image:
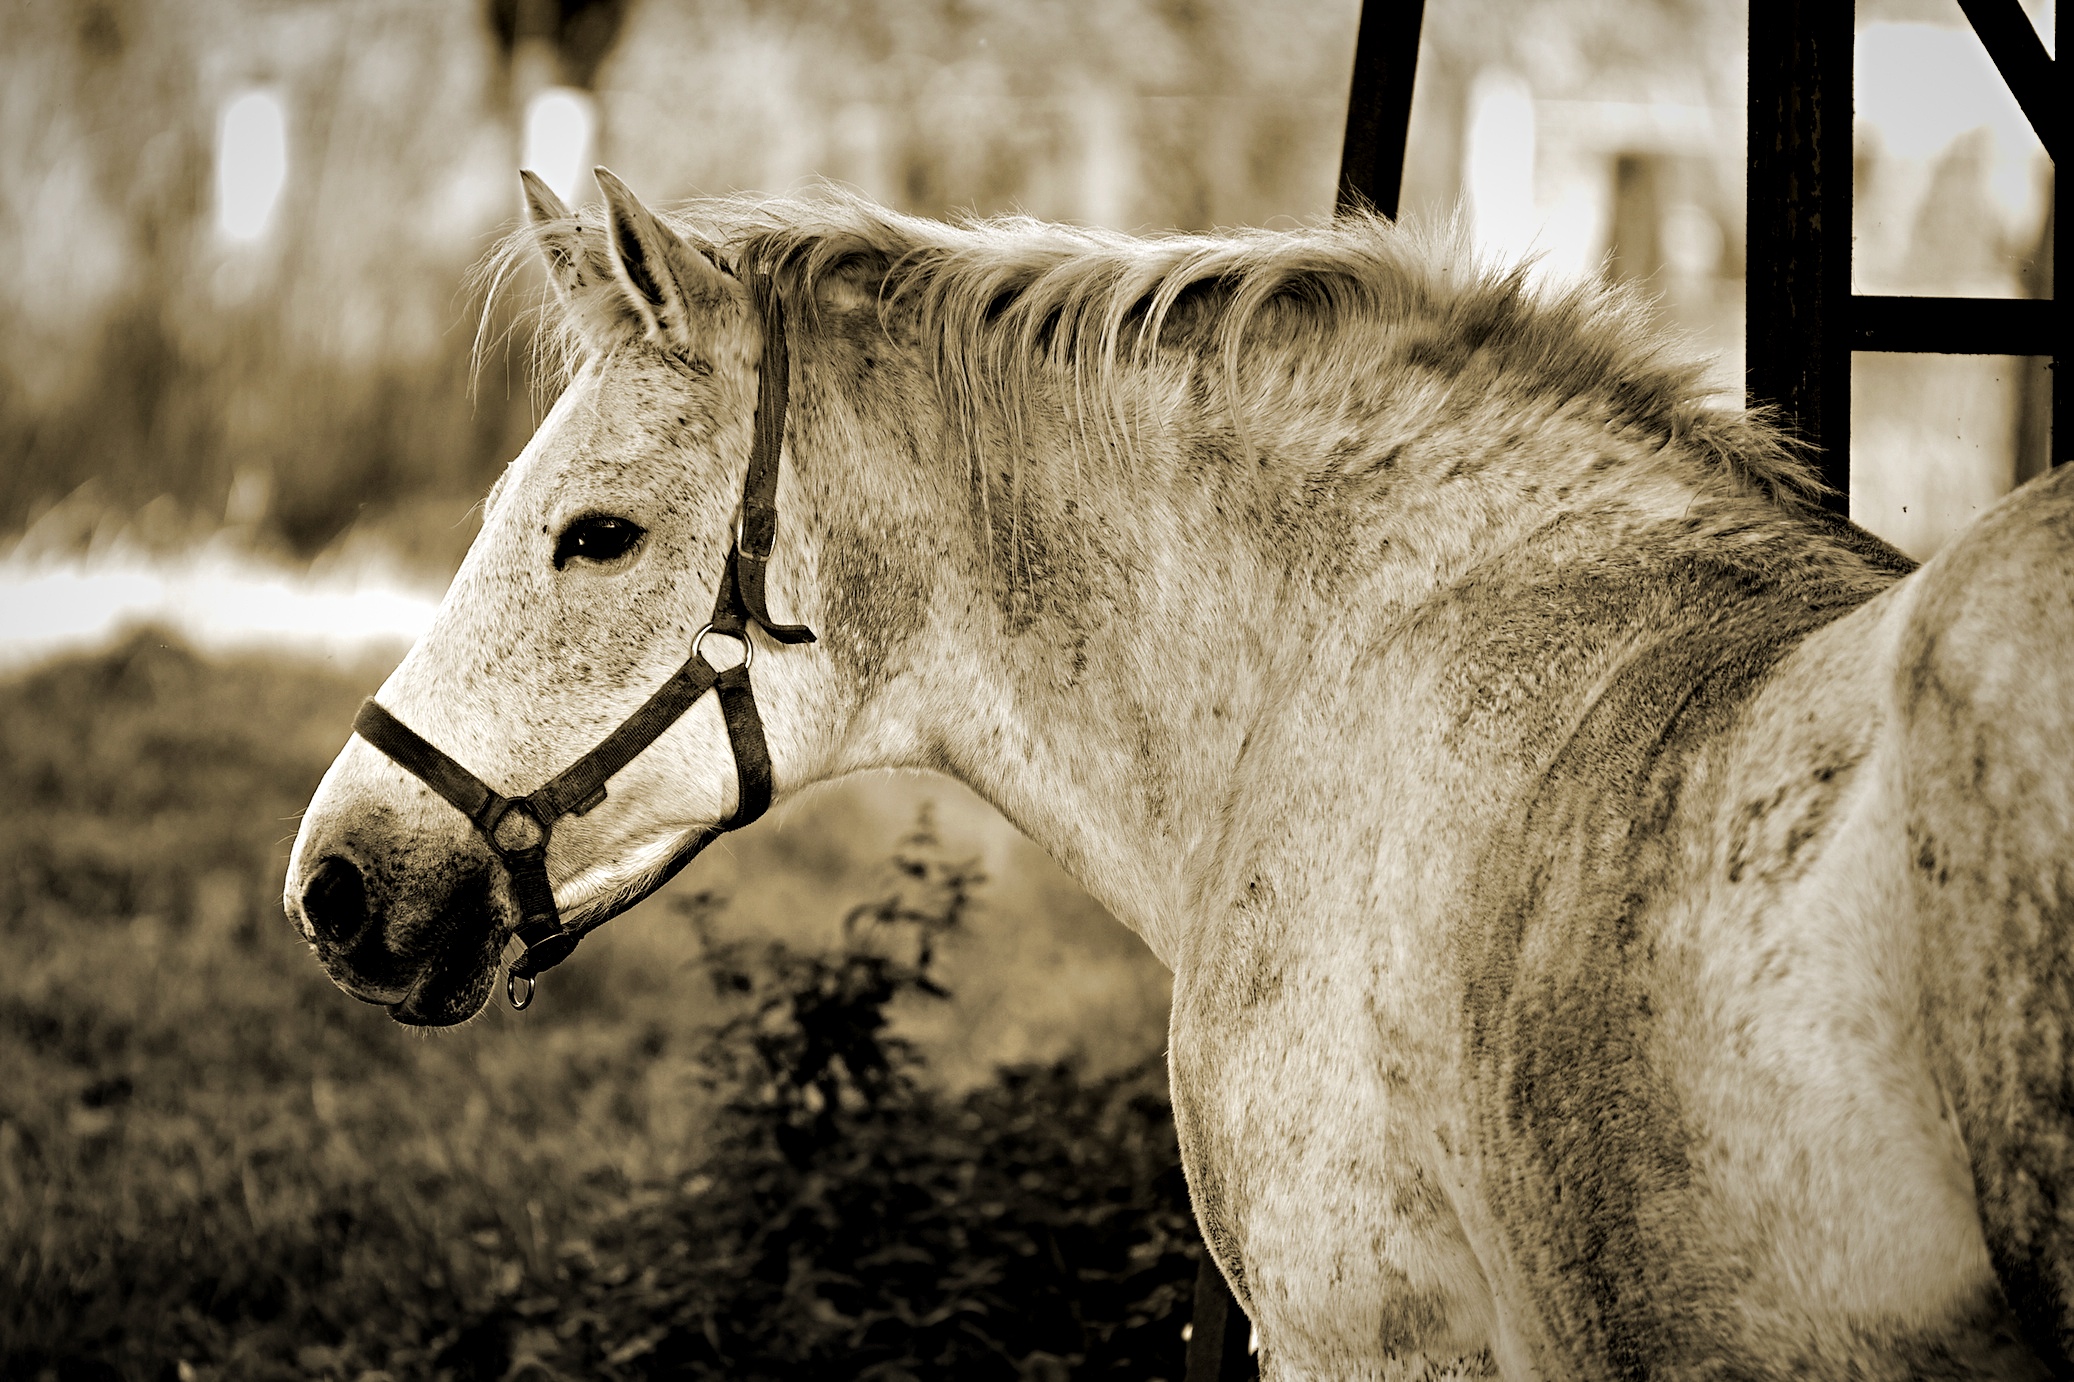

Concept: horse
[[286, 169, 2074, 1380]]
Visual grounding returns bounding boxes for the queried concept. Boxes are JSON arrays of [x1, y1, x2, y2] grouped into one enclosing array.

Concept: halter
[[350, 270, 814, 1011]]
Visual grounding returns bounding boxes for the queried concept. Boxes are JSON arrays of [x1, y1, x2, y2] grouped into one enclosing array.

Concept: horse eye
[[553, 516, 645, 569]]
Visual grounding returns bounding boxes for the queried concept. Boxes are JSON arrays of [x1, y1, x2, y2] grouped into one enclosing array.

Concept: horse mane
[[478, 184, 1823, 508]]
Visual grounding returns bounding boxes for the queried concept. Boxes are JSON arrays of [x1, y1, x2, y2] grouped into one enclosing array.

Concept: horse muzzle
[[288, 832, 509, 1028]]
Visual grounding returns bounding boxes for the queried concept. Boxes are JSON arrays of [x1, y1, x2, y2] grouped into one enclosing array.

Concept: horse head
[[284, 171, 940, 1025]]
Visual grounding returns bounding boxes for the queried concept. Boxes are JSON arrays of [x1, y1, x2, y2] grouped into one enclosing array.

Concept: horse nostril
[[301, 855, 371, 948]]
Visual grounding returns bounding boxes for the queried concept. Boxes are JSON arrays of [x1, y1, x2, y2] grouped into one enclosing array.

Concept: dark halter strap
[[351, 268, 814, 1010]]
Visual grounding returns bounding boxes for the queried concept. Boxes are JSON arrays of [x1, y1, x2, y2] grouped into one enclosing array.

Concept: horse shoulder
[[1656, 581, 2028, 1360], [1442, 517, 2059, 1373]]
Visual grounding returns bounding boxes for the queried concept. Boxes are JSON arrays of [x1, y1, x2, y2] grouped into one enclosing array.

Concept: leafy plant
[[452, 823, 1202, 1381]]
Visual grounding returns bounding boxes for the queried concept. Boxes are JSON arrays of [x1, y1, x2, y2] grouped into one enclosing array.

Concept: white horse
[[287, 171, 2073, 1379]]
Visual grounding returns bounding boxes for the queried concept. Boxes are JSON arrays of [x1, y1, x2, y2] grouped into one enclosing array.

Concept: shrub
[[513, 828, 1202, 1380]]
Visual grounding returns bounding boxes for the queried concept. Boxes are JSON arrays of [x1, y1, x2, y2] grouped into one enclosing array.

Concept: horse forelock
[[477, 184, 1823, 510]]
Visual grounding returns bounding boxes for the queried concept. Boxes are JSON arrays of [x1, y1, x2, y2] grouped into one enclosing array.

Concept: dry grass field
[[0, 632, 1197, 1381]]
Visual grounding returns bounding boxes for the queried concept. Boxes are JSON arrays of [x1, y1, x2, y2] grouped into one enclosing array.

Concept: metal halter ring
[[507, 970, 535, 1010], [692, 623, 753, 671]]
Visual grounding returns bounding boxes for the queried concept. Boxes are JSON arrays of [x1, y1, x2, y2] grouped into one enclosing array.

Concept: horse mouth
[[305, 917, 499, 1026], [313, 948, 493, 1026], [312, 825, 715, 1027], [385, 953, 499, 1027], [336, 978, 411, 1007]]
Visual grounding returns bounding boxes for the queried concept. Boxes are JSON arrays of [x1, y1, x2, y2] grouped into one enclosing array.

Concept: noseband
[[349, 270, 813, 1011]]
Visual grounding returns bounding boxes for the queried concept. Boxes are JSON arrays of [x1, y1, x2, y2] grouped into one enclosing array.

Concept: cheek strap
[[347, 268, 813, 1011]]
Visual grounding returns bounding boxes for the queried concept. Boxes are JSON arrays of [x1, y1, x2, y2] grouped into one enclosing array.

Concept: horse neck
[[935, 401, 1293, 963], [827, 314, 1724, 964]]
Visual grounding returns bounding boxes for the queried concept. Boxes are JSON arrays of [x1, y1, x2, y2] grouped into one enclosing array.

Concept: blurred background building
[[1, 0, 2052, 575], [4, 0, 2057, 564], [0, 0, 2057, 1064]]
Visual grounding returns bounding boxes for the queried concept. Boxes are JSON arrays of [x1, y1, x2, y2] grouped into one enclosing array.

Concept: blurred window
[[215, 89, 288, 243], [1607, 152, 1665, 284], [523, 87, 596, 205], [1465, 69, 1537, 264]]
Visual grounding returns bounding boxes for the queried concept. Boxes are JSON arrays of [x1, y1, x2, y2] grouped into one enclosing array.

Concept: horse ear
[[520, 170, 589, 310], [593, 166, 735, 347]]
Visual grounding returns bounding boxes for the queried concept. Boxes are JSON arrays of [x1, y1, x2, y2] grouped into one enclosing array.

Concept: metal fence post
[[1184, 1254, 1256, 1382], [1746, 0, 1856, 506], [1336, 0, 1428, 219]]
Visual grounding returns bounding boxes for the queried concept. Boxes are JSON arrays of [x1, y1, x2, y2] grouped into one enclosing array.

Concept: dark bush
[[531, 830, 1201, 1380]]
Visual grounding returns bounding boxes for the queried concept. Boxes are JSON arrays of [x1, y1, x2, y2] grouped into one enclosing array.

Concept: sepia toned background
[[0, 0, 2055, 1377]]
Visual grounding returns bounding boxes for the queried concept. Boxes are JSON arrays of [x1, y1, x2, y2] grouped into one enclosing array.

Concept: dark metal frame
[[1184, 1, 2057, 1375], [1337, 0, 1429, 219], [1748, 0, 2063, 505]]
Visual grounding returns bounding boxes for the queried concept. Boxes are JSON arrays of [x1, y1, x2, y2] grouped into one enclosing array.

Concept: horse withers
[[286, 171, 2073, 1379]]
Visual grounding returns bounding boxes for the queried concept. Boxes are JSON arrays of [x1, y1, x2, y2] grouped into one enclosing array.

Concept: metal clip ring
[[507, 969, 535, 1010], [692, 623, 753, 671]]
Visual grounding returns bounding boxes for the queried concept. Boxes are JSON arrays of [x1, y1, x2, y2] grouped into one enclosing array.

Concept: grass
[[0, 631, 1200, 1381]]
